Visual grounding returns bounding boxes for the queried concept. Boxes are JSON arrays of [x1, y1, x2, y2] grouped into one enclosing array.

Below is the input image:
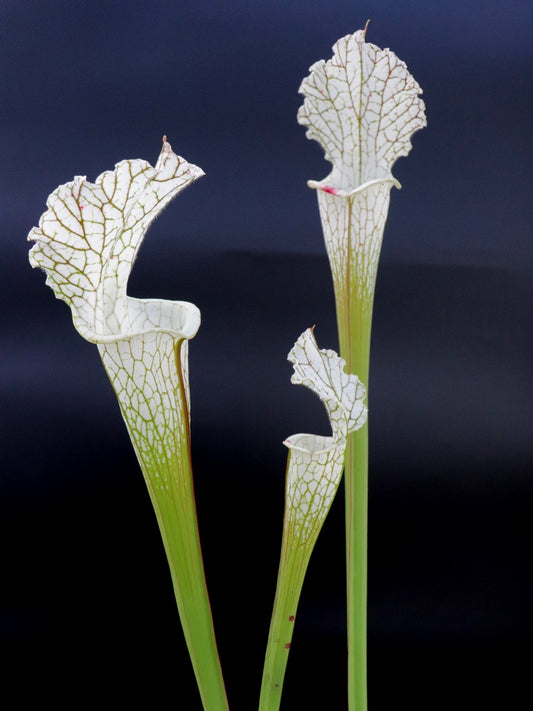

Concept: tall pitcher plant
[[298, 26, 426, 710]]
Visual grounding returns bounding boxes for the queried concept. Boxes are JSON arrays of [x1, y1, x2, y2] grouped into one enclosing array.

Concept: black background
[[1, 1, 532, 709]]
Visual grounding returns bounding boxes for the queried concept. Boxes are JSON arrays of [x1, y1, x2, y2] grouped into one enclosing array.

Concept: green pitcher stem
[[258, 525, 308, 711], [105, 342, 229, 711], [146, 462, 230, 711], [337, 292, 372, 711], [344, 426, 369, 711]]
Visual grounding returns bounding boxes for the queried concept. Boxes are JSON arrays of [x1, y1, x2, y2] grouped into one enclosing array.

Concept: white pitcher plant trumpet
[[28, 139, 229, 711], [260, 328, 367, 711], [298, 25, 426, 711]]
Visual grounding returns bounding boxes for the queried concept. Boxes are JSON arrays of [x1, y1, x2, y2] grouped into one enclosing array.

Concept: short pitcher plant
[[28, 26, 425, 711]]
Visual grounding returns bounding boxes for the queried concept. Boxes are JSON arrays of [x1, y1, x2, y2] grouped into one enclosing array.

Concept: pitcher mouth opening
[[307, 175, 401, 198], [80, 297, 201, 345], [283, 433, 344, 455]]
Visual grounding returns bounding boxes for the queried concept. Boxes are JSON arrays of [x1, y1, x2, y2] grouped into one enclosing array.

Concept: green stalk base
[[337, 293, 372, 711]]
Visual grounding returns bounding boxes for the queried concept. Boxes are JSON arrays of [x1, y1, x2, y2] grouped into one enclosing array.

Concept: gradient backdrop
[[2, 1, 532, 709]]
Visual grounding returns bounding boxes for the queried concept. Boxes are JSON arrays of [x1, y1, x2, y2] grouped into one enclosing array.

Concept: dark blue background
[[2, 1, 531, 708]]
